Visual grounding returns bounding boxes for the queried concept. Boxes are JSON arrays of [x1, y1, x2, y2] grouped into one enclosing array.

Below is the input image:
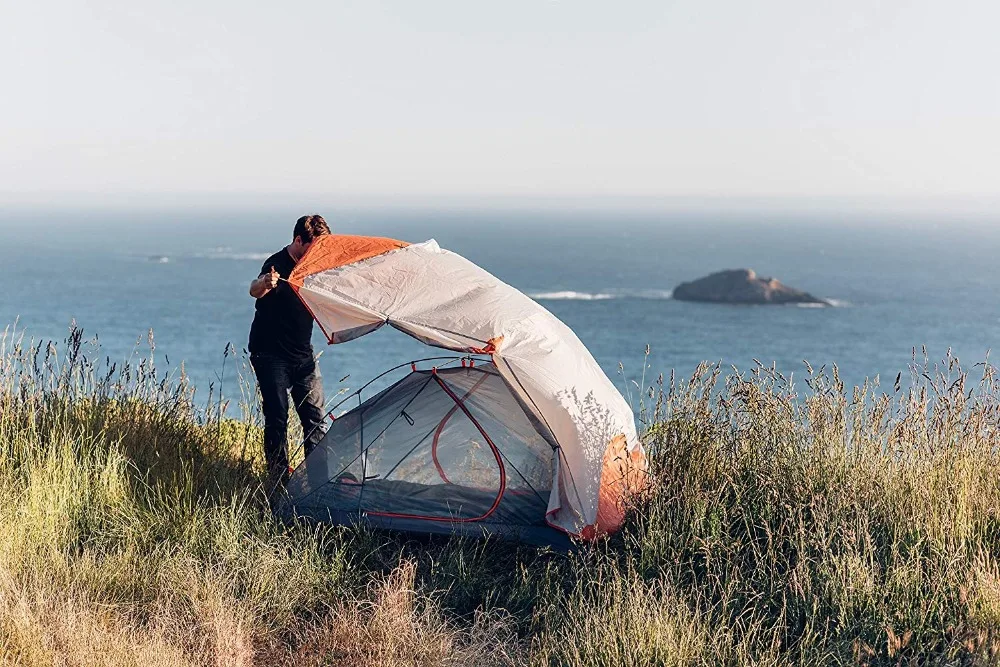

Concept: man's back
[[248, 248, 314, 361]]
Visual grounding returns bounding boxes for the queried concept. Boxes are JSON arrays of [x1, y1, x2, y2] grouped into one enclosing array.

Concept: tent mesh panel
[[286, 363, 558, 525]]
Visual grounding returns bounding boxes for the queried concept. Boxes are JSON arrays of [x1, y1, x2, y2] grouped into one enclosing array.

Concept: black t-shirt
[[248, 248, 314, 361]]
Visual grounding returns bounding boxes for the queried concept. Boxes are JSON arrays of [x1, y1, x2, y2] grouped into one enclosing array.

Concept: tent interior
[[280, 359, 577, 548]]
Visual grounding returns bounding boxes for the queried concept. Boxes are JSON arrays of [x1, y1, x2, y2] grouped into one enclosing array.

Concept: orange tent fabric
[[289, 235, 408, 288]]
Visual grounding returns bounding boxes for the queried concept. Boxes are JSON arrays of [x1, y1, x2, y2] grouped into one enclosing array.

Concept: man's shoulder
[[260, 248, 293, 274], [266, 248, 292, 265]]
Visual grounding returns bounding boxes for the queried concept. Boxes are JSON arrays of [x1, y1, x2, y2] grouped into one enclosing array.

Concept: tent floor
[[280, 478, 573, 549]]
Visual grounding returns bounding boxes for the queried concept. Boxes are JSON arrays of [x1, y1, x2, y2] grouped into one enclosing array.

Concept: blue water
[[3, 205, 999, 410]]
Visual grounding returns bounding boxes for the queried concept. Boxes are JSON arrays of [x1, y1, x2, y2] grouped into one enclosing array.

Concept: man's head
[[289, 214, 331, 261]]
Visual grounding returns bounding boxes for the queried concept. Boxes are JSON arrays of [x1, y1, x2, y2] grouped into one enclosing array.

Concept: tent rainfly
[[278, 234, 647, 545]]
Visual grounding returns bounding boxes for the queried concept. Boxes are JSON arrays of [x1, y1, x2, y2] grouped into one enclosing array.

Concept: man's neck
[[285, 245, 299, 263]]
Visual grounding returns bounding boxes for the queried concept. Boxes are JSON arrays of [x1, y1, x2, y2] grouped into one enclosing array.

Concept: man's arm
[[250, 266, 281, 298]]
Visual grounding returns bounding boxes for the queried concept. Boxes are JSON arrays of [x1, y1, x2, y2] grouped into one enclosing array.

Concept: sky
[[2, 0, 999, 204]]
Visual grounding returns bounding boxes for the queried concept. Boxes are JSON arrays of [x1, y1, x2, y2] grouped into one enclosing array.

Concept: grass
[[2, 325, 1000, 666]]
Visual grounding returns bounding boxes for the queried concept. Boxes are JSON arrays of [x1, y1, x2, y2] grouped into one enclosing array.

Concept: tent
[[278, 234, 647, 544]]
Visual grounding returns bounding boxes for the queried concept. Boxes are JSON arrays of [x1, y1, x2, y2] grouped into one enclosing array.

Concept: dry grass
[[2, 326, 1000, 666]]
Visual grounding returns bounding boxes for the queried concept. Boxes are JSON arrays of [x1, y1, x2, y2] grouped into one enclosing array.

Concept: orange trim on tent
[[578, 434, 649, 541], [469, 336, 504, 355], [288, 281, 335, 343], [288, 234, 409, 288]]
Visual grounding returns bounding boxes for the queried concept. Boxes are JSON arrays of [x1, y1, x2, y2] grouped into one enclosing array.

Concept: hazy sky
[[2, 1, 998, 201]]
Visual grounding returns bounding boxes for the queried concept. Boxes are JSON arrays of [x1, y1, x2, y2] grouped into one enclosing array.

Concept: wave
[[529, 291, 615, 301], [528, 289, 843, 306], [195, 247, 271, 261], [795, 298, 851, 308], [528, 289, 673, 301]]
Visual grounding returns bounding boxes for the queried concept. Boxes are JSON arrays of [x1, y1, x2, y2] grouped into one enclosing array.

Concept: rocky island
[[673, 269, 830, 306]]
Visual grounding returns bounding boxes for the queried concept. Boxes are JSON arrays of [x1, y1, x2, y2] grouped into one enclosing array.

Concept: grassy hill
[[2, 327, 1000, 666]]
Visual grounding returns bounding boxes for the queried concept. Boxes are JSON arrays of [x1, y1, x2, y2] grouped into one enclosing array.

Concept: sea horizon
[[4, 202, 998, 403]]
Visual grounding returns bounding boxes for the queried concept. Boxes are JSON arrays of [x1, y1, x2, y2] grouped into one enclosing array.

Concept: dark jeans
[[251, 354, 326, 477]]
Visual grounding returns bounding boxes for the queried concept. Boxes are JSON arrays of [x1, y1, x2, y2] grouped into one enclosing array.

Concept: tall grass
[[2, 325, 1000, 665]]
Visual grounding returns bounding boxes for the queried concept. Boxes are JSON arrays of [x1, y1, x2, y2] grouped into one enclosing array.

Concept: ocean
[[3, 205, 998, 412]]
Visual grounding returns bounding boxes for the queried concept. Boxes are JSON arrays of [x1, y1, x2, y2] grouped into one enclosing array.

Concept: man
[[248, 214, 331, 494]]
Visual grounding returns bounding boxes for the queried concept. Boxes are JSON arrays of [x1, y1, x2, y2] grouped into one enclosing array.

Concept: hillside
[[2, 328, 1000, 666]]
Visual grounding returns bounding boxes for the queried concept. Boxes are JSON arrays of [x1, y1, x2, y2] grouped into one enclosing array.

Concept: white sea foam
[[529, 291, 615, 301], [195, 249, 271, 261], [528, 289, 673, 301], [795, 298, 851, 308]]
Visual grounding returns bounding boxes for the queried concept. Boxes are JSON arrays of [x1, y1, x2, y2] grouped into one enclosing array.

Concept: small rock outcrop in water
[[673, 269, 830, 305]]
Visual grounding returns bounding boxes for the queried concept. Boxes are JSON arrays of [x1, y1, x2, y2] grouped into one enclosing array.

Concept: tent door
[[358, 373, 506, 522]]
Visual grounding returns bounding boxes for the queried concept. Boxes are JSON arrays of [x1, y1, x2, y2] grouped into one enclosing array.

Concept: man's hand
[[265, 266, 280, 289], [250, 266, 281, 298]]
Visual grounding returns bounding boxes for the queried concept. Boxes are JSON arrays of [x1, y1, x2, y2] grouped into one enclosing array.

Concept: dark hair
[[293, 214, 331, 243]]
